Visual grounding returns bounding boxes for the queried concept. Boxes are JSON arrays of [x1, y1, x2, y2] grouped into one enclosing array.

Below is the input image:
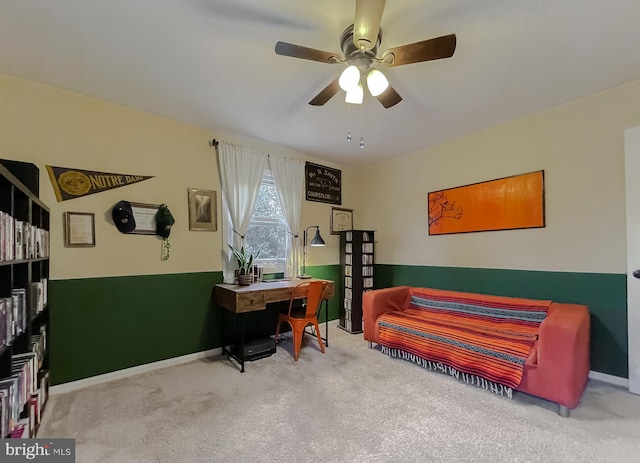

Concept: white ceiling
[[1, 1, 640, 167]]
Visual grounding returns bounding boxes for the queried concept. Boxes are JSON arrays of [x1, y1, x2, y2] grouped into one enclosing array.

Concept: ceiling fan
[[274, 0, 456, 109]]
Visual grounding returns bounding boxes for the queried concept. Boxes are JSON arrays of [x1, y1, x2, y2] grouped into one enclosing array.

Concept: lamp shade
[[339, 65, 360, 92], [345, 82, 364, 104], [366, 69, 389, 96], [310, 227, 325, 246]]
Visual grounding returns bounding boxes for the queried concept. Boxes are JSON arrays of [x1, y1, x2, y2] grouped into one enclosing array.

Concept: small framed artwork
[[64, 212, 95, 247], [331, 207, 353, 235], [188, 188, 217, 231]]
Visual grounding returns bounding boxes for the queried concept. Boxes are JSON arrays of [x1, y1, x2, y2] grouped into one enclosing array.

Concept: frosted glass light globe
[[339, 65, 361, 92], [367, 69, 389, 96], [345, 82, 364, 104]]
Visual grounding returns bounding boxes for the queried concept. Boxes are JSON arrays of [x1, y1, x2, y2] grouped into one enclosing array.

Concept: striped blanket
[[377, 288, 550, 392]]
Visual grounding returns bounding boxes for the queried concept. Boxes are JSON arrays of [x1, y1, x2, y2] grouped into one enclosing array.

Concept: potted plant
[[229, 244, 260, 286]]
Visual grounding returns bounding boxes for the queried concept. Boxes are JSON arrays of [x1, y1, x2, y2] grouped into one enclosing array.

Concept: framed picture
[[64, 212, 95, 247], [188, 188, 217, 231], [428, 170, 545, 235], [129, 202, 161, 235], [331, 207, 353, 235]]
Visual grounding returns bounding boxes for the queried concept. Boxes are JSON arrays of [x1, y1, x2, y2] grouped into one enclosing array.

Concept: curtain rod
[[209, 139, 272, 158]]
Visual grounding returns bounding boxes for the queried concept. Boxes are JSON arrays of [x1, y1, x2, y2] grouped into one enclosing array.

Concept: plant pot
[[237, 274, 253, 286]]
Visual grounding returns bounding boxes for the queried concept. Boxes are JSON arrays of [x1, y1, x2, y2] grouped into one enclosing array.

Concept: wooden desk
[[215, 278, 335, 313], [215, 278, 335, 371]]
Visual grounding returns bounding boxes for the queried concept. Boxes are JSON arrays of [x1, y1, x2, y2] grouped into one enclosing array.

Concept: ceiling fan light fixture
[[275, 1, 456, 110], [345, 82, 363, 104], [366, 69, 389, 96], [339, 65, 361, 92]]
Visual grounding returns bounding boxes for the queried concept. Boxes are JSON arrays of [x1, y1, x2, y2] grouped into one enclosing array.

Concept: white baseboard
[[50, 347, 222, 394], [589, 370, 629, 388]]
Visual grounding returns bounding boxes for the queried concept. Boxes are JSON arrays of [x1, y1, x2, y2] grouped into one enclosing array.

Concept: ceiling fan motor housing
[[340, 24, 381, 69]]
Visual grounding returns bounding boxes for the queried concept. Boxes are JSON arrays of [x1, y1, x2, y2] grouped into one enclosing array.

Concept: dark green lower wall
[[51, 264, 625, 384], [50, 272, 222, 385], [375, 264, 628, 378], [50, 266, 340, 385]]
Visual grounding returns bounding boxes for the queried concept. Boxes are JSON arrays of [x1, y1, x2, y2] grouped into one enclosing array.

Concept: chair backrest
[[289, 280, 329, 318]]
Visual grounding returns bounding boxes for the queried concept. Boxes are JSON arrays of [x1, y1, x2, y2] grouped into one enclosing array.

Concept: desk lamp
[[300, 225, 325, 278]]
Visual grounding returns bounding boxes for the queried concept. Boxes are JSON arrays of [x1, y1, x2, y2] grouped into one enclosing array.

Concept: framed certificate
[[331, 207, 353, 235], [64, 212, 95, 247], [129, 202, 160, 235]]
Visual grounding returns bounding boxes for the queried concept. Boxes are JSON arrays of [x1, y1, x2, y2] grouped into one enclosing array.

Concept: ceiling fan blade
[[376, 85, 402, 109], [381, 34, 456, 67], [275, 41, 341, 64], [353, 0, 386, 50], [309, 78, 341, 106]]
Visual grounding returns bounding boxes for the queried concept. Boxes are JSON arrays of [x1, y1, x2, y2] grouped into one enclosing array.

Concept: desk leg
[[221, 310, 246, 373], [239, 313, 245, 373], [221, 308, 231, 363]]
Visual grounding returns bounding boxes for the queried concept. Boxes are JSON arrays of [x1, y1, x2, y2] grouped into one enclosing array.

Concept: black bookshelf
[[0, 161, 50, 438], [338, 230, 374, 334]]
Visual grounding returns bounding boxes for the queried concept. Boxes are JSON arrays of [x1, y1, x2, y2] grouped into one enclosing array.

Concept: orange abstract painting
[[428, 171, 545, 235]]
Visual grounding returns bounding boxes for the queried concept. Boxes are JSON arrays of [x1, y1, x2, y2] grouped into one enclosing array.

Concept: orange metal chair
[[274, 280, 329, 361]]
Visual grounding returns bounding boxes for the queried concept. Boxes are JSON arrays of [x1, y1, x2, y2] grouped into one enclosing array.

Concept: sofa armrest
[[363, 286, 411, 342], [533, 302, 590, 408]]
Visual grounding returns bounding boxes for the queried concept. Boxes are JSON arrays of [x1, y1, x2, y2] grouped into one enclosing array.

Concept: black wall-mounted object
[[305, 161, 342, 205]]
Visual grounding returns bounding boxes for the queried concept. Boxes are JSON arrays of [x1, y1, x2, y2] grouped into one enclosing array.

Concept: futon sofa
[[363, 286, 590, 416]]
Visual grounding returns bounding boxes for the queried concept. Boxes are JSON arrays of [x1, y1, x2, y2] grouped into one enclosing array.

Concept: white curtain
[[217, 141, 268, 283], [269, 156, 305, 278]]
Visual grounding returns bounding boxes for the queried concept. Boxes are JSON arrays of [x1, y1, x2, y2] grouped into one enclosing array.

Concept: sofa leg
[[368, 341, 373, 349], [558, 405, 570, 418]]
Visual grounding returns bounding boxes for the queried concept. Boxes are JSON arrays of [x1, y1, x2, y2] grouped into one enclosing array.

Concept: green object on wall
[[50, 266, 341, 385], [375, 264, 628, 379]]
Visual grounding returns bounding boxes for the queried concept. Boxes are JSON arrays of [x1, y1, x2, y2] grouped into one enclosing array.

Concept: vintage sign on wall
[[305, 162, 341, 205], [428, 170, 545, 235], [46, 165, 154, 202]]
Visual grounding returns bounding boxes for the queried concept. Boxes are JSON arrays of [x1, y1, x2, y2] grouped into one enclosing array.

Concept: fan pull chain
[[346, 104, 352, 142], [359, 103, 365, 149]]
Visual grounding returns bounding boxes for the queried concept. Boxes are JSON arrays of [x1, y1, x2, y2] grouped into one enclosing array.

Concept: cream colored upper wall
[[352, 79, 640, 274], [0, 74, 348, 279], [7, 71, 634, 279]]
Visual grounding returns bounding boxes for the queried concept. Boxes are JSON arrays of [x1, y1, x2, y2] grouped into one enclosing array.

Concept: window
[[244, 170, 288, 273]]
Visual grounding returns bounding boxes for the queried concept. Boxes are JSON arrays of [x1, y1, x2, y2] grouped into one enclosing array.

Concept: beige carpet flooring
[[40, 321, 640, 463]]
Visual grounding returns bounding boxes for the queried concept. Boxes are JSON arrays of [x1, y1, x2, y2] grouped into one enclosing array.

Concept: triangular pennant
[[46, 165, 154, 202]]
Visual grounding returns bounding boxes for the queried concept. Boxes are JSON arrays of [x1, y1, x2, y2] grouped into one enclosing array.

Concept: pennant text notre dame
[[46, 165, 154, 202]]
